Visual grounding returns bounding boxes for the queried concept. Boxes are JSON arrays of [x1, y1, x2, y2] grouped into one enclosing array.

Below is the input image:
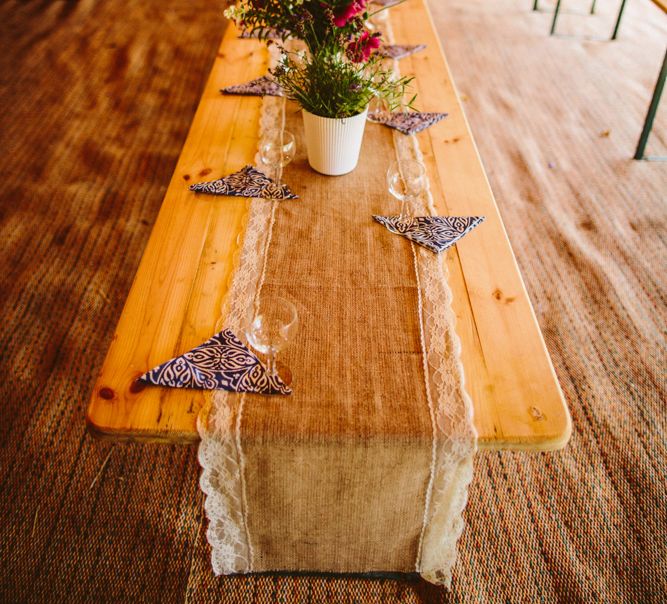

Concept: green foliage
[[224, 0, 415, 119], [272, 49, 415, 119], [225, 1, 359, 53]]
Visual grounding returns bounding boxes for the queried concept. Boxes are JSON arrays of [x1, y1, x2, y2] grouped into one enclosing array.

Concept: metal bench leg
[[634, 49, 667, 160], [550, 0, 562, 35], [533, 0, 539, 10], [590, 0, 597, 14], [611, 0, 628, 40]]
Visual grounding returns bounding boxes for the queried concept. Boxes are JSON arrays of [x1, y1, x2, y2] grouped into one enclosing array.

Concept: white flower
[[223, 3, 247, 23]]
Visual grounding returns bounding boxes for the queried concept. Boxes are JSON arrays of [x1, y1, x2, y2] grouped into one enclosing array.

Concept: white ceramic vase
[[301, 107, 369, 176]]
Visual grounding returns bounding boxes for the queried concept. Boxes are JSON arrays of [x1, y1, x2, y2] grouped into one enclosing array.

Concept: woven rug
[[0, 0, 665, 602]]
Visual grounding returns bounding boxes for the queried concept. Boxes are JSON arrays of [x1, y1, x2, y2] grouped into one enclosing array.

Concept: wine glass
[[367, 95, 387, 121], [386, 159, 426, 222], [245, 297, 298, 381], [259, 129, 296, 191]]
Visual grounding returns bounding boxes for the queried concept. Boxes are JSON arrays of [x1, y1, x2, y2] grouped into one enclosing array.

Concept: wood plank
[[652, 0, 667, 14], [87, 24, 266, 443], [394, 1, 571, 449], [86, 0, 571, 450]]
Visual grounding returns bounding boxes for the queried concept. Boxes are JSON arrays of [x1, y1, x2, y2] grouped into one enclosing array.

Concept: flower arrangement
[[224, 0, 414, 119]]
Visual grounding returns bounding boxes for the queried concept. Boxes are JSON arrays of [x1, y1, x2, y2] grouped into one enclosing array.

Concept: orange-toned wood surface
[[87, 0, 571, 450], [653, 0, 667, 14]]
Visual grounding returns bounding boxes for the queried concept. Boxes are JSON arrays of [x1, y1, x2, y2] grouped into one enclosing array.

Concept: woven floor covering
[[0, 0, 665, 601]]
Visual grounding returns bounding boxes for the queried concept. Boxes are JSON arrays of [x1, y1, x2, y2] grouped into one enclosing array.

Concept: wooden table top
[[86, 0, 571, 451], [652, 0, 667, 14]]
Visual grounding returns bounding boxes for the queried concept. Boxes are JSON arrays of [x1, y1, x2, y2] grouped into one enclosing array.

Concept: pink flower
[[333, 0, 367, 27], [347, 30, 382, 62]]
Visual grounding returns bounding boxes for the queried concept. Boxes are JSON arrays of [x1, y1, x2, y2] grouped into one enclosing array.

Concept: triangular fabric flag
[[221, 76, 283, 97], [367, 110, 448, 135], [373, 215, 485, 253], [189, 165, 298, 200], [378, 44, 426, 60], [238, 28, 283, 40], [139, 328, 292, 395]]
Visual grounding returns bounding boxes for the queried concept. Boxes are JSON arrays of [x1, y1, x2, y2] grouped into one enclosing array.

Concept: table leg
[[611, 0, 628, 40], [634, 49, 667, 160], [533, 0, 539, 10], [590, 0, 597, 14], [550, 0, 562, 35]]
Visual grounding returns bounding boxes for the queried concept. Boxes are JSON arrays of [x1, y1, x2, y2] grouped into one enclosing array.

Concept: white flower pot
[[301, 108, 368, 176]]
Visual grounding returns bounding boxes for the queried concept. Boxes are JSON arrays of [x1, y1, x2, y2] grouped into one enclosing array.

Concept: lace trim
[[382, 13, 477, 587], [197, 43, 285, 575], [197, 22, 475, 584]]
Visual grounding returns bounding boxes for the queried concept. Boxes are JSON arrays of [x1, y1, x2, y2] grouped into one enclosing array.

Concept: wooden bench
[[86, 0, 571, 451]]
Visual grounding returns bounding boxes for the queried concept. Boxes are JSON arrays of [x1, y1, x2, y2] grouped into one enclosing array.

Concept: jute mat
[[0, 0, 665, 602]]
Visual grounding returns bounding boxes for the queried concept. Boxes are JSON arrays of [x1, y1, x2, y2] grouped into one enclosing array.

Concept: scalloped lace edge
[[385, 12, 477, 588], [197, 43, 285, 575], [196, 25, 476, 585]]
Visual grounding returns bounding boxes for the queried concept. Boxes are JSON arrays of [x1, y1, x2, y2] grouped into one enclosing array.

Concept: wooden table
[[86, 0, 571, 451]]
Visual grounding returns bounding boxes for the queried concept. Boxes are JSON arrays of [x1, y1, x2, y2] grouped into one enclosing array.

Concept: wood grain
[[2, 0, 664, 598], [652, 0, 667, 14], [86, 0, 571, 450]]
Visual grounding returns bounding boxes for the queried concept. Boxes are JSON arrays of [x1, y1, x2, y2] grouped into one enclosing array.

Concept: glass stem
[[275, 164, 281, 191], [400, 196, 413, 223], [266, 347, 277, 378]]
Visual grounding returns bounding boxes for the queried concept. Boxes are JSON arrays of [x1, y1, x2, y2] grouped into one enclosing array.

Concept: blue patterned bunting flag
[[373, 215, 485, 254], [238, 28, 283, 40], [221, 76, 284, 97], [378, 44, 427, 60], [139, 328, 291, 395], [189, 165, 298, 200], [367, 110, 447, 135]]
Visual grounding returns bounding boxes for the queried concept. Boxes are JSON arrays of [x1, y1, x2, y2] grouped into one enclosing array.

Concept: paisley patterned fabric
[[367, 110, 448, 135], [139, 328, 292, 395], [238, 29, 283, 40], [189, 165, 298, 200], [373, 215, 485, 254], [221, 76, 284, 97], [378, 44, 427, 60]]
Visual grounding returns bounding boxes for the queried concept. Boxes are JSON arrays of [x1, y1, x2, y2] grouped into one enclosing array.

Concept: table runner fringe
[[407, 135, 477, 584], [399, 130, 477, 587], [236, 96, 288, 571], [409, 236, 439, 570], [383, 11, 477, 587], [197, 21, 476, 584], [198, 43, 286, 575], [235, 392, 254, 570]]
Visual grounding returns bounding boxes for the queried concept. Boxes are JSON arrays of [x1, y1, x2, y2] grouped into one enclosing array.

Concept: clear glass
[[259, 129, 296, 189], [245, 297, 298, 379], [367, 96, 387, 120], [386, 159, 426, 221]]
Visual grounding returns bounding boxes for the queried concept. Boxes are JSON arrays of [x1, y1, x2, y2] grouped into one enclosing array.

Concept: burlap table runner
[[198, 18, 476, 586]]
